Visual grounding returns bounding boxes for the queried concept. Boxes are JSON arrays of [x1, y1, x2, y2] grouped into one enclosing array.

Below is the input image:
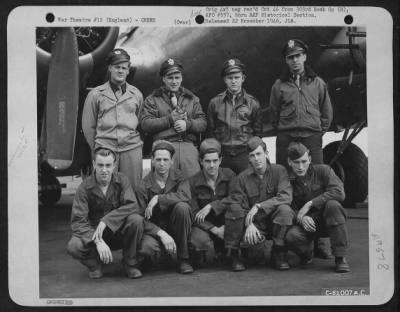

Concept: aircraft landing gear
[[323, 141, 368, 208], [39, 162, 62, 207]]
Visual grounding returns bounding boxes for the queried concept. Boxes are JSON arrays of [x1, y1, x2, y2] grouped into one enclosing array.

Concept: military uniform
[[188, 167, 236, 253], [67, 172, 144, 272], [140, 59, 207, 178], [225, 162, 294, 250], [285, 144, 348, 257], [269, 40, 332, 167], [207, 59, 262, 174], [135, 168, 192, 262], [82, 49, 144, 189]]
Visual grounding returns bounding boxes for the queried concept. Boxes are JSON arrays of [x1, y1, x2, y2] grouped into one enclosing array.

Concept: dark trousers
[[224, 203, 295, 250], [286, 200, 348, 257], [221, 149, 249, 175], [67, 214, 144, 268], [189, 226, 225, 252], [276, 132, 323, 168], [147, 202, 192, 260]]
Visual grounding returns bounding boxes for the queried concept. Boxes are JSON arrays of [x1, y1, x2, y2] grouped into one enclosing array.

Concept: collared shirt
[[135, 168, 191, 229], [188, 167, 236, 231], [141, 86, 206, 142], [207, 89, 262, 154], [70, 172, 140, 245], [229, 162, 292, 215], [289, 164, 345, 211], [269, 66, 332, 137], [82, 81, 143, 152], [109, 81, 127, 95]]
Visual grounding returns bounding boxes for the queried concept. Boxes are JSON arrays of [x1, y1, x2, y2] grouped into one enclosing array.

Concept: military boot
[[231, 249, 246, 272], [271, 245, 290, 271]]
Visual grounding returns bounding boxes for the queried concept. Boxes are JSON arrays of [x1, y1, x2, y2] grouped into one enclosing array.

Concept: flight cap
[[152, 140, 175, 157], [247, 136, 267, 153], [199, 138, 221, 158], [288, 142, 310, 160]]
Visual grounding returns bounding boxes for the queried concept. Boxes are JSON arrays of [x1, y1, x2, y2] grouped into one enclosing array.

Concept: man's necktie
[[295, 74, 301, 88], [115, 86, 122, 100]]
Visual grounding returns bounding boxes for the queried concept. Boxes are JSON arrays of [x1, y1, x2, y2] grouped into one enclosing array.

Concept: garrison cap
[[221, 58, 246, 77], [247, 136, 267, 153], [281, 39, 309, 57], [288, 142, 309, 160], [106, 48, 130, 65], [199, 138, 221, 157], [160, 58, 183, 76], [152, 140, 175, 157]]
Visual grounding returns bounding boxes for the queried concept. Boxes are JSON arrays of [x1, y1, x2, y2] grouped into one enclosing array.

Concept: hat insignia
[[168, 58, 175, 65], [288, 40, 295, 48], [114, 50, 121, 55], [228, 59, 235, 66]]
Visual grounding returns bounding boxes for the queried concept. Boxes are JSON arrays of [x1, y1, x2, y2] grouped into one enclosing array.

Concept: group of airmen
[[66, 39, 350, 279]]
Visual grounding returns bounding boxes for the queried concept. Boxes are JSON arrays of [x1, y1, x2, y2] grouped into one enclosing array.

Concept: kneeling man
[[226, 136, 295, 271], [188, 138, 236, 264], [135, 140, 194, 274], [285, 142, 350, 272], [67, 147, 144, 279]]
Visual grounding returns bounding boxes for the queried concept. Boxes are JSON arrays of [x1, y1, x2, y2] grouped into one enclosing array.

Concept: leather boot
[[271, 245, 290, 271], [231, 249, 246, 272], [335, 257, 350, 273]]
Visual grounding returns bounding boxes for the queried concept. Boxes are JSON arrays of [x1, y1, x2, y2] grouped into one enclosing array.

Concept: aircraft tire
[[39, 174, 62, 207], [323, 141, 368, 208]]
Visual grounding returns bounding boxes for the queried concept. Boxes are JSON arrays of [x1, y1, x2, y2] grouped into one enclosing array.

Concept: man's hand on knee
[[301, 216, 316, 232], [157, 230, 176, 254], [95, 240, 113, 264]]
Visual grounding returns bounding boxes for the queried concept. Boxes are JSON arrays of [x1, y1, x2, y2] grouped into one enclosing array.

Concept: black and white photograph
[[7, 5, 394, 307]]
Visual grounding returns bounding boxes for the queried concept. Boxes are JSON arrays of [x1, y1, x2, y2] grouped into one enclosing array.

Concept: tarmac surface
[[39, 176, 369, 299]]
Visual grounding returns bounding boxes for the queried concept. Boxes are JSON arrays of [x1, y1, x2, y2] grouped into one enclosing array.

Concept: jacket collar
[[192, 168, 231, 187], [279, 65, 317, 82], [144, 168, 183, 193], [245, 159, 272, 177], [86, 171, 122, 196], [152, 86, 194, 99], [223, 89, 248, 103]]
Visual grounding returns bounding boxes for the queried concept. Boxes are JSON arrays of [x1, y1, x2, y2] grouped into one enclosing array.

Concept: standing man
[[225, 137, 295, 271], [188, 138, 236, 265], [270, 39, 332, 168], [207, 58, 262, 174], [82, 48, 144, 190], [140, 58, 207, 178], [285, 142, 350, 272], [67, 147, 144, 279], [135, 140, 194, 274]]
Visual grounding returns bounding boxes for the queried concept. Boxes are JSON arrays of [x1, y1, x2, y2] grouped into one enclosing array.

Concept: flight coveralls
[[67, 172, 145, 270], [82, 81, 144, 189], [188, 167, 236, 254], [269, 66, 333, 167], [207, 90, 262, 174], [225, 162, 294, 251], [285, 164, 348, 258], [141, 86, 207, 178], [134, 168, 192, 262]]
